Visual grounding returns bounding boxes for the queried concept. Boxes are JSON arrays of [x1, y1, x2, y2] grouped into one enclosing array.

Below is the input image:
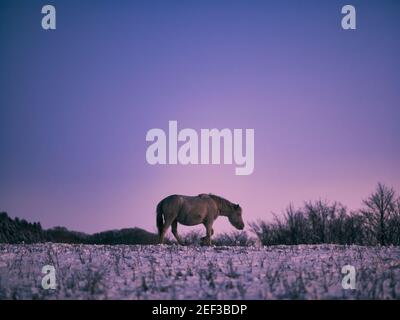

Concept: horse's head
[[228, 204, 245, 230]]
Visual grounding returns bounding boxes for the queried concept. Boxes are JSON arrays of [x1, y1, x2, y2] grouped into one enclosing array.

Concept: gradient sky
[[1, 0, 399, 234]]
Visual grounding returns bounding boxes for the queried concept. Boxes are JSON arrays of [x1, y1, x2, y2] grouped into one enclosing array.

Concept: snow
[[0, 244, 399, 299]]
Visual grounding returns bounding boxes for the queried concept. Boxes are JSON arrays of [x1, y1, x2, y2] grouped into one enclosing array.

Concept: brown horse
[[156, 193, 244, 245]]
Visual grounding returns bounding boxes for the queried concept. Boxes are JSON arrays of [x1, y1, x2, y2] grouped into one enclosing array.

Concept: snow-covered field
[[0, 244, 399, 299]]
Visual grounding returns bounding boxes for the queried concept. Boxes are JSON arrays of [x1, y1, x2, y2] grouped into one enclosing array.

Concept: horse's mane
[[207, 194, 237, 212]]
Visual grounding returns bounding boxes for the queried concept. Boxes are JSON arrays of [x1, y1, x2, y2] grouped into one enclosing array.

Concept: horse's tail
[[156, 200, 165, 238]]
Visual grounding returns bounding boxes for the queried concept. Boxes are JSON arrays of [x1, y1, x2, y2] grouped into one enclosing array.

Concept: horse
[[156, 193, 244, 245]]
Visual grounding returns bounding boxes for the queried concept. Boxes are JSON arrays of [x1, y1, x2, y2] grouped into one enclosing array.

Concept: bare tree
[[283, 205, 308, 244], [361, 183, 396, 245], [304, 200, 338, 243], [386, 197, 400, 245]]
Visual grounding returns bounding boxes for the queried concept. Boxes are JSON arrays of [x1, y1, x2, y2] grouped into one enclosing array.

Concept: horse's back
[[180, 194, 218, 214], [161, 194, 209, 203], [159, 194, 183, 209], [159, 193, 217, 213], [158, 194, 217, 223]]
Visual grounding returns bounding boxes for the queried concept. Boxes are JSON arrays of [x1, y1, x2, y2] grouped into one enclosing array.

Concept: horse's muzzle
[[237, 223, 245, 230]]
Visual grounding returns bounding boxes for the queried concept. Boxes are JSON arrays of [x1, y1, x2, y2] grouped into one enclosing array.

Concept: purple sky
[[1, 0, 399, 234]]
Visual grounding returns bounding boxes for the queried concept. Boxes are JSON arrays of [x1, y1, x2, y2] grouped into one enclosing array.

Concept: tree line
[[249, 183, 400, 246], [0, 213, 158, 245], [1, 183, 399, 246]]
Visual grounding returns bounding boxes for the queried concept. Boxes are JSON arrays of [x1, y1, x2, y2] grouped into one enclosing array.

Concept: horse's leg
[[171, 219, 184, 245], [201, 221, 213, 246], [206, 224, 212, 245], [159, 218, 173, 244]]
